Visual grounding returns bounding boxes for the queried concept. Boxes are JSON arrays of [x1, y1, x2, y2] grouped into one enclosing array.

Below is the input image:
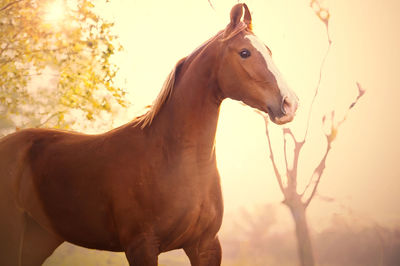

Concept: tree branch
[[207, 0, 215, 10], [303, 85, 365, 206], [0, 0, 23, 12], [283, 128, 304, 188], [0, 29, 22, 57], [35, 111, 65, 128], [304, 139, 331, 207], [259, 1, 365, 211], [263, 117, 285, 194]]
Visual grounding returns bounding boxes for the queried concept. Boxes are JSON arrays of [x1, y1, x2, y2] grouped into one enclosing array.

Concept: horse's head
[[217, 3, 298, 124]]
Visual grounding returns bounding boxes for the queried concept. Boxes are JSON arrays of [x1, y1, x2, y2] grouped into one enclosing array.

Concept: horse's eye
[[239, 49, 251, 59]]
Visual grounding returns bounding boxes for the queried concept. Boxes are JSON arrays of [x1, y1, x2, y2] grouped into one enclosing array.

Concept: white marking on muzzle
[[245, 35, 290, 96]]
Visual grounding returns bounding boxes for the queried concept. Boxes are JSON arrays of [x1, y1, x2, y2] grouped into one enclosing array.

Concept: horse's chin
[[272, 116, 294, 125], [267, 111, 295, 125]]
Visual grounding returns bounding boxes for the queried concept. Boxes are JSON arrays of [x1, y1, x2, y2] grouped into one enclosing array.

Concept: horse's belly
[[28, 178, 122, 251], [57, 211, 122, 251], [50, 201, 121, 251], [21, 183, 122, 251]]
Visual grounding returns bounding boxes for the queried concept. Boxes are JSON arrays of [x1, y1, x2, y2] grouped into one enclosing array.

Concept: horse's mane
[[133, 24, 249, 129], [132, 57, 186, 128]]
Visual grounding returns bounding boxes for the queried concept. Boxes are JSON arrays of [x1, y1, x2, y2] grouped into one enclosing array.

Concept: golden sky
[[88, 0, 400, 229]]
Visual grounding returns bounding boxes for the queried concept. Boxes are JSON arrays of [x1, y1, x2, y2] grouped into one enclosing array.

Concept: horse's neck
[[150, 47, 222, 159]]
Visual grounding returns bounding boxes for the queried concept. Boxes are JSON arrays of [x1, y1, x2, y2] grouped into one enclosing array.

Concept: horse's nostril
[[281, 97, 292, 115]]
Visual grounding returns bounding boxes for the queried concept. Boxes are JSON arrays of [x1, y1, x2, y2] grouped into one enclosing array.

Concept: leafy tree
[[0, 0, 128, 135]]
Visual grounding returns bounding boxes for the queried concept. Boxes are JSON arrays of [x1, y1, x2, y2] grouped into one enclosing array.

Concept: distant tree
[[221, 207, 400, 266], [263, 85, 364, 266], [261, 1, 365, 266], [0, 0, 128, 135]]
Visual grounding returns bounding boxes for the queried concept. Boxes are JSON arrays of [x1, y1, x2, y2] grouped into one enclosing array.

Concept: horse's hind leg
[[0, 208, 22, 266], [0, 210, 62, 266], [20, 214, 63, 266]]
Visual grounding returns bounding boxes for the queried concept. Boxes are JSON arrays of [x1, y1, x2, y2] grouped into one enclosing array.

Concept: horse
[[0, 3, 297, 266]]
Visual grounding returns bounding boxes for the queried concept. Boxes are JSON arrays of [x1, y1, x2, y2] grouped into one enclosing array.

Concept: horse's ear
[[230, 3, 244, 27], [243, 3, 252, 30], [223, 3, 251, 40]]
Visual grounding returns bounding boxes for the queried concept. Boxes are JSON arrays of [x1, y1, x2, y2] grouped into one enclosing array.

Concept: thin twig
[[310, 0, 330, 28], [350, 82, 366, 109], [283, 129, 290, 172], [207, 0, 215, 10], [303, 32, 332, 141], [303, 0, 333, 142]]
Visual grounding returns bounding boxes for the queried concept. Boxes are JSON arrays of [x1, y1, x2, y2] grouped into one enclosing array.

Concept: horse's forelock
[[220, 22, 250, 42]]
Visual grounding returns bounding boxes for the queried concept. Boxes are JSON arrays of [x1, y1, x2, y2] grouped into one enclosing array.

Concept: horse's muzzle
[[269, 96, 298, 125]]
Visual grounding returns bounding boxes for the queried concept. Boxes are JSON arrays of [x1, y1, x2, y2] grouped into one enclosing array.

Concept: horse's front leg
[[124, 233, 159, 266], [184, 236, 222, 266]]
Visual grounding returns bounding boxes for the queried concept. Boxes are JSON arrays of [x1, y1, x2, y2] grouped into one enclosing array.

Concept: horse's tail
[[0, 129, 36, 209], [0, 129, 64, 265], [0, 130, 35, 266]]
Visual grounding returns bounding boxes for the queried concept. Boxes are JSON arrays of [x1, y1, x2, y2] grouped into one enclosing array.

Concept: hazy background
[[40, 0, 400, 265]]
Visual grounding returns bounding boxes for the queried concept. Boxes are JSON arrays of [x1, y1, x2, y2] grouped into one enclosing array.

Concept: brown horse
[[0, 4, 297, 266]]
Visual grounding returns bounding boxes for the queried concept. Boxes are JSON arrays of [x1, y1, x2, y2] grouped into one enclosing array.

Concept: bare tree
[[261, 1, 366, 266]]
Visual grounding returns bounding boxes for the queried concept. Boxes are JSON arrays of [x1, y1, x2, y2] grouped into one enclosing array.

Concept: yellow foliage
[[0, 0, 129, 133]]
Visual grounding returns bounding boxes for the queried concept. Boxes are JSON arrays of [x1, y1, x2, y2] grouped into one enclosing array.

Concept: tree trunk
[[284, 193, 315, 266]]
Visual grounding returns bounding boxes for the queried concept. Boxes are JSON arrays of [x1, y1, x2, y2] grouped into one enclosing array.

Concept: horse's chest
[[157, 195, 223, 251]]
